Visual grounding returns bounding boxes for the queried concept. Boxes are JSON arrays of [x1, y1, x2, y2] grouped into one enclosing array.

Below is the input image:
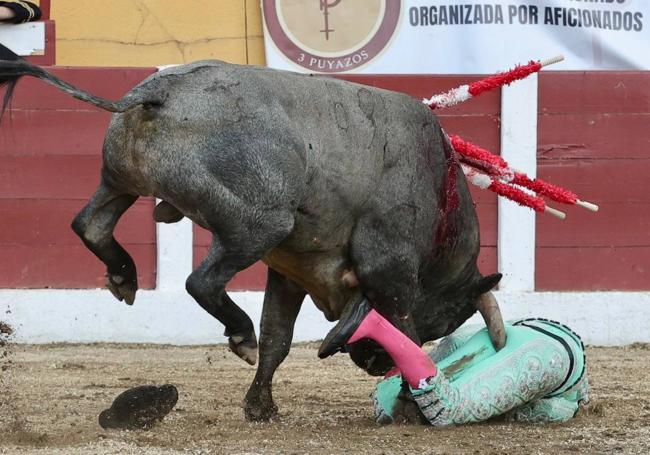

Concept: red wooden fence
[[0, 67, 157, 288], [536, 72, 650, 290], [1, 68, 647, 291]]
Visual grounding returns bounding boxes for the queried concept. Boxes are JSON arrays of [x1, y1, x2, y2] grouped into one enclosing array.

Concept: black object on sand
[[99, 384, 178, 430]]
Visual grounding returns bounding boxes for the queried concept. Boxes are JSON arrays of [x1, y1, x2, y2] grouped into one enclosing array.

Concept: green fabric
[[373, 320, 588, 426], [512, 319, 586, 397], [373, 374, 402, 422], [505, 396, 579, 423], [429, 323, 484, 362]]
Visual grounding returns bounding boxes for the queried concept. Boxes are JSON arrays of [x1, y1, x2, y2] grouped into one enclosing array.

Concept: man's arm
[[0, 1, 42, 24]]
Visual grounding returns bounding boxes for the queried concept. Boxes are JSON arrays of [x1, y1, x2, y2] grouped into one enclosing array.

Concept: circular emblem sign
[[263, 0, 402, 73]]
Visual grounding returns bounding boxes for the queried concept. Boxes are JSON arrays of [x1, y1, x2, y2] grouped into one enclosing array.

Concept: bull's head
[[344, 273, 504, 376]]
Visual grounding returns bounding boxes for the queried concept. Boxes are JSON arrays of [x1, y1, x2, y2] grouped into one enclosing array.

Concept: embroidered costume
[[374, 319, 588, 426]]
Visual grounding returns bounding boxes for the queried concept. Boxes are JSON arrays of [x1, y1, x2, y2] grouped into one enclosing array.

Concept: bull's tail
[[0, 44, 151, 119]]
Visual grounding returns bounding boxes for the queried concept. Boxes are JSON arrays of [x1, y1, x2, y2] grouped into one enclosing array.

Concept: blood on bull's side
[[0, 48, 504, 422]]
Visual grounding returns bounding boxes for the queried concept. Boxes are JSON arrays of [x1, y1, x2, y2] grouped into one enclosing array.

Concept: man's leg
[[340, 306, 579, 426]]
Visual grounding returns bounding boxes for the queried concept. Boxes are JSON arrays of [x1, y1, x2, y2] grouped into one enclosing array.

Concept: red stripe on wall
[[538, 113, 650, 160], [468, 185, 497, 207], [8, 67, 156, 110], [537, 202, 650, 248], [0, 199, 155, 245], [38, 0, 50, 20], [536, 247, 650, 291], [437, 115, 501, 152], [539, 72, 650, 115], [24, 20, 55, 66], [0, 198, 156, 289], [537, 159, 650, 204], [476, 203, 497, 248], [0, 110, 112, 156], [0, 155, 102, 199], [477, 246, 497, 277], [0, 244, 156, 289]]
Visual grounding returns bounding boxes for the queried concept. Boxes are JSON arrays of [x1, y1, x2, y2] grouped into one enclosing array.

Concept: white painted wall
[[155, 199, 193, 291], [0, 22, 44, 56], [0, 290, 333, 345], [1, 289, 648, 346], [498, 76, 538, 291]]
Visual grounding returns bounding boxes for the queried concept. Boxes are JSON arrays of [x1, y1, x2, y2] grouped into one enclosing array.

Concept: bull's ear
[[474, 273, 502, 295]]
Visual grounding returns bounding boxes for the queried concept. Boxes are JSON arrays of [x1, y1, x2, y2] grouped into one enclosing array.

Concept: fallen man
[[326, 300, 589, 426]]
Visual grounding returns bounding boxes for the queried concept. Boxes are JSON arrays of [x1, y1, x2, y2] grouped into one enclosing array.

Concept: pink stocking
[[348, 309, 437, 389]]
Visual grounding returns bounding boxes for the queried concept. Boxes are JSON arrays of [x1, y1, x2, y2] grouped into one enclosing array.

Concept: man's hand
[[0, 6, 15, 21]]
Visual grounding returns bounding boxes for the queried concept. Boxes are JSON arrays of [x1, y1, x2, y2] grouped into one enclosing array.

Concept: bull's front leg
[[244, 269, 305, 421], [71, 182, 139, 304]]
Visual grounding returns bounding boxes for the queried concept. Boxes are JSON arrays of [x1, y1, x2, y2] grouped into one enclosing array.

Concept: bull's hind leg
[[185, 212, 295, 365], [71, 182, 139, 303], [244, 269, 305, 421]]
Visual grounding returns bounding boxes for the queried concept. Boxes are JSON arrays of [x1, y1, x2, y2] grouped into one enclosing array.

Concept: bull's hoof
[[244, 399, 278, 422], [228, 331, 258, 365], [106, 274, 138, 305], [153, 201, 184, 223]]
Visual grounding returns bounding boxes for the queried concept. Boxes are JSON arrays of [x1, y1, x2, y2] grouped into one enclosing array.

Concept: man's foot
[[318, 297, 371, 358]]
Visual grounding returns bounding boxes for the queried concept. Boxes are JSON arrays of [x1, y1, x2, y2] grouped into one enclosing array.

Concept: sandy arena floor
[[1, 341, 649, 454]]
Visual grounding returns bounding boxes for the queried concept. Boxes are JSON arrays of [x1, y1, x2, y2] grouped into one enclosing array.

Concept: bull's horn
[[475, 291, 506, 351]]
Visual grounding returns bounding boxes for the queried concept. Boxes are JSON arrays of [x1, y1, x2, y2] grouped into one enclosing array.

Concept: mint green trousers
[[373, 319, 589, 426]]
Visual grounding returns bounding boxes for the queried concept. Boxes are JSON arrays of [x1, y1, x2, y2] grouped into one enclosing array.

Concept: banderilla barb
[[423, 55, 564, 110], [423, 56, 598, 219], [452, 135, 599, 219]]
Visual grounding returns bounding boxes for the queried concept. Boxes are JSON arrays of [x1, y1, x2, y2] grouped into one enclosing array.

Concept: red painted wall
[[536, 72, 650, 290], [3, 68, 647, 291], [0, 67, 157, 288]]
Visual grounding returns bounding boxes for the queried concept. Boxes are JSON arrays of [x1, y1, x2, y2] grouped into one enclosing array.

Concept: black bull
[[0, 58, 505, 421]]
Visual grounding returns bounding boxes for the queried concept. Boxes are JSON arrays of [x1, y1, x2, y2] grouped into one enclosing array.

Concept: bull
[[0, 55, 504, 421]]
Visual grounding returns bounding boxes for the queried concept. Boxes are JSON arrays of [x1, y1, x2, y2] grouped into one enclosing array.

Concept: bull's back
[[125, 60, 439, 194], [110, 60, 474, 257]]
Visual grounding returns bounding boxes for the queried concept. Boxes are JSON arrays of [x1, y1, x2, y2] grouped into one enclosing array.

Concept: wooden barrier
[[1, 68, 648, 291], [0, 67, 157, 288], [536, 72, 650, 290]]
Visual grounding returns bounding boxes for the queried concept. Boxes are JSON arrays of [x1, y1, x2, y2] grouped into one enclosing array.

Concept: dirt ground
[[1, 340, 649, 454]]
